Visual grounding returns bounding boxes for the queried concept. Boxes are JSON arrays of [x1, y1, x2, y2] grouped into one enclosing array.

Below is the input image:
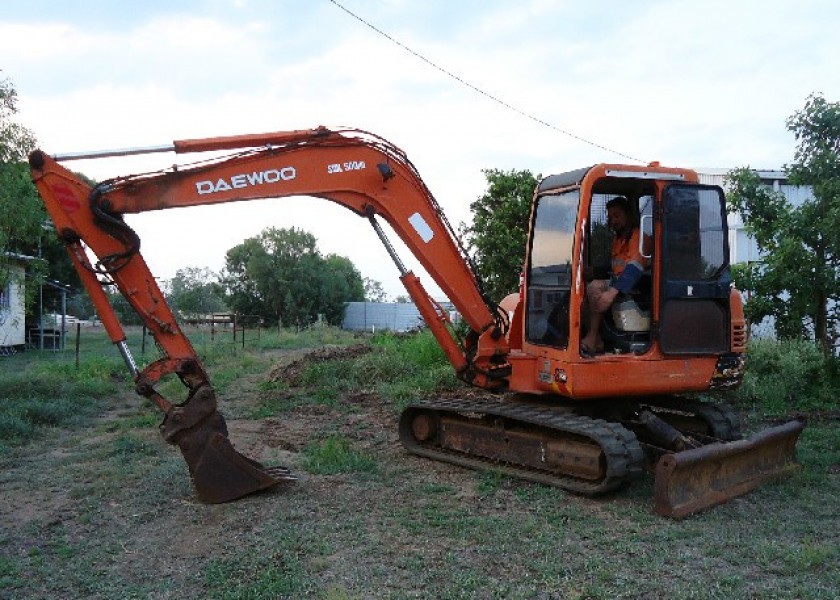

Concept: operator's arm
[[611, 228, 649, 294]]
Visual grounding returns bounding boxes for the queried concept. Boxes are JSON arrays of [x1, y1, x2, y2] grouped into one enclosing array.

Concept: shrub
[[734, 338, 838, 415]]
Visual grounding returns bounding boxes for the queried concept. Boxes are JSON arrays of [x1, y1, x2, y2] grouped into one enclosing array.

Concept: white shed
[[1, 254, 32, 352]]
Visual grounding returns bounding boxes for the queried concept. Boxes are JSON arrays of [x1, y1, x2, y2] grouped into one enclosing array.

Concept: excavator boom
[[28, 127, 510, 503]]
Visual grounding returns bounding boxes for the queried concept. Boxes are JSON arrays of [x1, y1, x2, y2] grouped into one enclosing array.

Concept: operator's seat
[[601, 272, 652, 354]]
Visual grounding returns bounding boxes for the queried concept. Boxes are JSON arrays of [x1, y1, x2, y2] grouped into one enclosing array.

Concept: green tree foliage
[[1, 73, 41, 289], [1, 73, 79, 314], [726, 93, 840, 353], [168, 266, 227, 318], [220, 227, 363, 326], [0, 74, 36, 163], [363, 277, 388, 303], [459, 168, 538, 301]]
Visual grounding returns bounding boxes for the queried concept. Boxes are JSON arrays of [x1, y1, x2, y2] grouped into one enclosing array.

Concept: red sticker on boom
[[51, 182, 81, 213]]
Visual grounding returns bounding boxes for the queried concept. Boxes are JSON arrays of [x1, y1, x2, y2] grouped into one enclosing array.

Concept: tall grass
[[0, 355, 129, 446], [5, 325, 833, 451], [283, 329, 459, 409], [732, 338, 840, 416]]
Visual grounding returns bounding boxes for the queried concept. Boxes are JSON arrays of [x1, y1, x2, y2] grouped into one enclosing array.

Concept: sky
[[3, 0, 840, 299]]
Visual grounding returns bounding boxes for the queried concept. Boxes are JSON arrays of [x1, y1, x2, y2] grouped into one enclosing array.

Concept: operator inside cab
[[581, 195, 651, 356]]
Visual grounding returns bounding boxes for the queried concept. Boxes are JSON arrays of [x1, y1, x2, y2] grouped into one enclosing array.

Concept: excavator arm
[[28, 127, 511, 503]]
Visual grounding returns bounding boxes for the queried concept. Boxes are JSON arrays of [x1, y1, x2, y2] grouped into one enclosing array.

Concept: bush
[[734, 338, 839, 415]]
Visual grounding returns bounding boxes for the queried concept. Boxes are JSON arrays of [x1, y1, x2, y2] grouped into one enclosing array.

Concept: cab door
[[658, 184, 732, 354]]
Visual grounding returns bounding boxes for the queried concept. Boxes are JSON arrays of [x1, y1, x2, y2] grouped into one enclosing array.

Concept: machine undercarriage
[[399, 396, 803, 517]]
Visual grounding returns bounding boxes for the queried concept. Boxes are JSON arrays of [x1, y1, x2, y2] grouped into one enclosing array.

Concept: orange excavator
[[29, 127, 803, 517]]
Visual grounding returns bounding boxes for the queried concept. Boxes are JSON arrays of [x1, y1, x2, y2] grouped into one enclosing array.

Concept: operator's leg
[[581, 280, 608, 354]]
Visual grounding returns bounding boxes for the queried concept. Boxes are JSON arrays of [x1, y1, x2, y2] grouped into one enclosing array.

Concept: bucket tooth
[[653, 420, 804, 518]]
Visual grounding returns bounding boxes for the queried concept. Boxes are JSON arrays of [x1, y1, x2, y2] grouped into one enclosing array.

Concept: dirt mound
[[266, 343, 372, 386]]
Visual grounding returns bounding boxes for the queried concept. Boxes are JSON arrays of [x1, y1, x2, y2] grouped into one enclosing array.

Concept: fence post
[[141, 325, 147, 354], [75, 322, 81, 370]]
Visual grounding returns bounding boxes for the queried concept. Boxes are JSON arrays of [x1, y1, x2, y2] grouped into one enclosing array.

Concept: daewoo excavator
[[29, 127, 803, 517]]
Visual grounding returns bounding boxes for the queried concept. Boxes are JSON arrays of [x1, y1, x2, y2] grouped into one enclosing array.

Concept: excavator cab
[[525, 164, 737, 364]]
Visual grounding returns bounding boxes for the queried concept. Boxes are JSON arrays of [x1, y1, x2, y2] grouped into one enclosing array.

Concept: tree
[[726, 93, 840, 354], [220, 226, 363, 326], [0, 73, 36, 164], [1, 73, 41, 290], [319, 254, 365, 323], [1, 73, 79, 317], [363, 277, 388, 302], [168, 266, 227, 318], [459, 168, 538, 301]]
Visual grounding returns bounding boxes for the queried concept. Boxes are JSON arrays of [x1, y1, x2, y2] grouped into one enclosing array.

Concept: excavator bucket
[[179, 428, 296, 504], [653, 419, 804, 518], [161, 391, 296, 503]]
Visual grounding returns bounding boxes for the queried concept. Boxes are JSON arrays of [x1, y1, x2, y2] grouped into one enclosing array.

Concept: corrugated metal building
[[342, 302, 425, 332], [342, 301, 459, 332]]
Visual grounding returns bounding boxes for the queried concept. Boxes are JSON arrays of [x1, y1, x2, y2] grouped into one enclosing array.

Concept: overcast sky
[[3, 0, 839, 298]]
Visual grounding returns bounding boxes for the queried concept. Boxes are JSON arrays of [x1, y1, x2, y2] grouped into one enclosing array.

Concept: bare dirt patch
[[266, 344, 372, 385]]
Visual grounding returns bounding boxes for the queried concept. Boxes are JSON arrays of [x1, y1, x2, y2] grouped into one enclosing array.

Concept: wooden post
[[75, 322, 81, 370]]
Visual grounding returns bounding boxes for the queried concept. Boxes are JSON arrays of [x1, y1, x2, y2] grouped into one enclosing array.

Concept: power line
[[328, 0, 644, 163]]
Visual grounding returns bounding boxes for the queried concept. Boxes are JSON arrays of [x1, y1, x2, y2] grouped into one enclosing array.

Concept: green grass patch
[[204, 552, 309, 599], [301, 436, 377, 475], [264, 330, 460, 412]]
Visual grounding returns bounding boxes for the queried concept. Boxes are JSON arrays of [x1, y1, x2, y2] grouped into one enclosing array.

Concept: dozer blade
[[653, 419, 804, 518], [163, 400, 296, 504]]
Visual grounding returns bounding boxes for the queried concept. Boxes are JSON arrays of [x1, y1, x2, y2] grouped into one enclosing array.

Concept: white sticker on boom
[[408, 212, 434, 243]]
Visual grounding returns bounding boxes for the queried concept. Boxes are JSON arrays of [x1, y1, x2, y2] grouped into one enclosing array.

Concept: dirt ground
[[1, 346, 838, 599]]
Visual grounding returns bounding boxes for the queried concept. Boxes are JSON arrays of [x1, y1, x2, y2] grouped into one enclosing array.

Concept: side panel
[[568, 356, 720, 398]]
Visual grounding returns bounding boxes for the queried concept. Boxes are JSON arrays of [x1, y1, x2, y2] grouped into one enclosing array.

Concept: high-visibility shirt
[[611, 228, 651, 293]]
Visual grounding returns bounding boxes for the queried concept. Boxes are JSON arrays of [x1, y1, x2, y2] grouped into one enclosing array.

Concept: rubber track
[[399, 398, 645, 496]]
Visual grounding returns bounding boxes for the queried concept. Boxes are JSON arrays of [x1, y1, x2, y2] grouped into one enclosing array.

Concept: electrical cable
[[328, 0, 645, 163]]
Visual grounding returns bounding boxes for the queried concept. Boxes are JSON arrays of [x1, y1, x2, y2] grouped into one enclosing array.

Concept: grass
[[301, 436, 378, 475], [0, 328, 838, 599]]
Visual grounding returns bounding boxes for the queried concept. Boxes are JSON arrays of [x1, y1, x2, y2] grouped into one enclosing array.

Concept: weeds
[[301, 436, 377, 475], [733, 338, 840, 415]]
